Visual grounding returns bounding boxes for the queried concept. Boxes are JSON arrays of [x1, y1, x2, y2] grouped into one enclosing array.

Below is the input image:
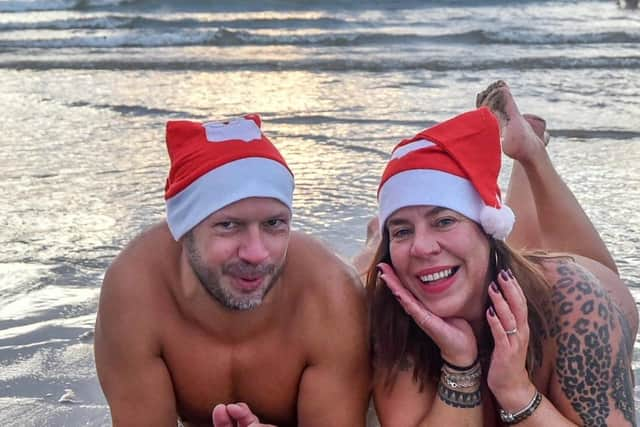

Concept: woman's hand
[[486, 269, 536, 411], [378, 262, 478, 367]]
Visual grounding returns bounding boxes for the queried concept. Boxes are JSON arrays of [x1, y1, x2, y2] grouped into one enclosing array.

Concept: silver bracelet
[[499, 390, 542, 424], [440, 369, 481, 389], [440, 360, 481, 389]]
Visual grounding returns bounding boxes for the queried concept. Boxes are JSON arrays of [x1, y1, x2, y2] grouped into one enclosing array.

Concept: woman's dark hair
[[365, 225, 556, 390]]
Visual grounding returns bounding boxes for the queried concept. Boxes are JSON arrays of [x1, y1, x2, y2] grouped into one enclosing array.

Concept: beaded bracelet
[[440, 362, 481, 390], [443, 358, 478, 372], [499, 390, 542, 424], [440, 370, 481, 389], [438, 360, 482, 408]]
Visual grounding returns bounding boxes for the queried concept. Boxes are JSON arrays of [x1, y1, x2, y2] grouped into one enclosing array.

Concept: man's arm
[[295, 268, 371, 426], [94, 257, 178, 427]]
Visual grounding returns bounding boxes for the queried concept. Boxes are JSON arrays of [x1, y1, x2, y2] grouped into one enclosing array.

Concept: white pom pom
[[480, 205, 515, 240]]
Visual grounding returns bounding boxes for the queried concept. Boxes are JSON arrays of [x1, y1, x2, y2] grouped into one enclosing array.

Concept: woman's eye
[[435, 217, 455, 228], [391, 228, 411, 239]]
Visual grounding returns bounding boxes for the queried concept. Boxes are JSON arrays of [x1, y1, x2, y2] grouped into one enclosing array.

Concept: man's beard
[[185, 235, 284, 310]]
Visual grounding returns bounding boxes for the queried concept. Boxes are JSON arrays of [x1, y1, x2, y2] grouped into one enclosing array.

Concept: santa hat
[[377, 107, 514, 240], [164, 114, 294, 241]]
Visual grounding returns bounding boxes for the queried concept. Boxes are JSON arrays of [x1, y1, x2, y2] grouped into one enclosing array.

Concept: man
[[94, 115, 370, 427]]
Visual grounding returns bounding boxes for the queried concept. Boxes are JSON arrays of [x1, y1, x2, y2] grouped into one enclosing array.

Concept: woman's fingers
[[492, 270, 528, 324], [487, 270, 529, 347], [378, 263, 435, 328], [378, 263, 477, 365]]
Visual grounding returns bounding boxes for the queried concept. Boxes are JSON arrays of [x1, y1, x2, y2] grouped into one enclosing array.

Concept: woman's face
[[386, 205, 491, 320]]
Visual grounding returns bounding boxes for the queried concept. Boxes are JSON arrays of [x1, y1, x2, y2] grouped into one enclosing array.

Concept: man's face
[[184, 197, 291, 310]]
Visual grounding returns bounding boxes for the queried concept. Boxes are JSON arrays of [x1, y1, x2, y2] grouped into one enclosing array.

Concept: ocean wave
[[483, 30, 640, 45], [0, 0, 542, 13], [0, 15, 352, 32], [3, 27, 639, 49], [269, 114, 432, 127], [0, 0, 130, 13], [3, 55, 639, 72], [67, 100, 197, 118], [551, 129, 640, 140], [0, 29, 424, 49]]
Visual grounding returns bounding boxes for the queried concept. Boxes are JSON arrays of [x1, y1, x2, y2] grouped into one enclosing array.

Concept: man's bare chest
[[162, 325, 307, 426]]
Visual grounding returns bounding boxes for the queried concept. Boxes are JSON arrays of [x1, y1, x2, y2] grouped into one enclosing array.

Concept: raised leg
[[477, 81, 618, 274]]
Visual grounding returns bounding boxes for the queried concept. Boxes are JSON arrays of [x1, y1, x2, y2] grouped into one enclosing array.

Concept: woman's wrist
[[442, 357, 478, 371], [498, 387, 542, 425], [438, 359, 482, 408], [494, 382, 537, 414], [441, 353, 478, 371]]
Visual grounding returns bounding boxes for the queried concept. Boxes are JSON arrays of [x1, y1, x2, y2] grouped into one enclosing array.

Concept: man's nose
[[238, 226, 269, 264]]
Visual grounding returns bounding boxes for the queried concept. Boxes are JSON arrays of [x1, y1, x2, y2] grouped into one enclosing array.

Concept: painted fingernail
[[488, 306, 496, 317], [500, 270, 509, 281], [490, 281, 499, 293], [507, 268, 514, 279]]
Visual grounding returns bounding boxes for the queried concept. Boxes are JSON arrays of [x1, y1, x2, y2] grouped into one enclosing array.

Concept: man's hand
[[212, 402, 276, 427]]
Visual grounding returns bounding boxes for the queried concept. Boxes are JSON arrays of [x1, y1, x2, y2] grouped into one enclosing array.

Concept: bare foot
[[352, 216, 381, 278], [523, 114, 550, 146], [365, 216, 380, 246], [476, 80, 545, 162]]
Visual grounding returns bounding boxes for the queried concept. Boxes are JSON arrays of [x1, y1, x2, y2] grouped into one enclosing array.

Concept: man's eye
[[265, 218, 288, 229], [215, 221, 236, 230]]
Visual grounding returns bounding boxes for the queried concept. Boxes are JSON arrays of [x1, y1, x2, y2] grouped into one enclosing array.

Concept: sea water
[[1, 0, 639, 425]]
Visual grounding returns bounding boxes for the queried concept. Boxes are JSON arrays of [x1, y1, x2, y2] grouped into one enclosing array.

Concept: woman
[[364, 81, 637, 426]]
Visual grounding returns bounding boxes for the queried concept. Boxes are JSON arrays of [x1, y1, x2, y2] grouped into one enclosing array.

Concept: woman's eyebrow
[[386, 217, 410, 227]]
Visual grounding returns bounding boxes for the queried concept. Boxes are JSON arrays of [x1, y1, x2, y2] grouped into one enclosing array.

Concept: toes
[[523, 114, 546, 137], [476, 80, 507, 107], [523, 114, 551, 147], [479, 88, 509, 128]]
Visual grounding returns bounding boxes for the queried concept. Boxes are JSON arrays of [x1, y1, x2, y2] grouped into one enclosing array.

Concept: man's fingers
[[227, 403, 260, 427], [212, 404, 234, 427]]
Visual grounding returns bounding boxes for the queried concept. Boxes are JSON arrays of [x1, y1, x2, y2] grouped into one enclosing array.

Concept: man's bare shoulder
[[286, 230, 365, 300], [107, 223, 178, 281], [99, 222, 178, 317], [108, 222, 177, 275], [285, 232, 370, 410]]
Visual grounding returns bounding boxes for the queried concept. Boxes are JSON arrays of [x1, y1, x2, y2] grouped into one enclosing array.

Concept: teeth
[[420, 268, 453, 283]]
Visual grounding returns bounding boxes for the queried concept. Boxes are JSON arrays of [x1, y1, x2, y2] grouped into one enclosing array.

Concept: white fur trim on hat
[[378, 169, 484, 231], [166, 157, 294, 240], [378, 169, 515, 240]]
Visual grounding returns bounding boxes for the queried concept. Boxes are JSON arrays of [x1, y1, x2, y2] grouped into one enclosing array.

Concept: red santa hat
[[164, 114, 294, 240], [377, 107, 515, 240]]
